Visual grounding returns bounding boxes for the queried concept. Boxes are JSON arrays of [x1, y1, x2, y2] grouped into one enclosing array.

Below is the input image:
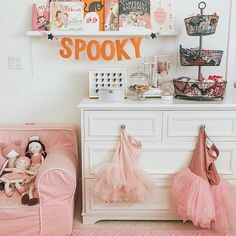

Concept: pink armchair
[[0, 124, 78, 236]]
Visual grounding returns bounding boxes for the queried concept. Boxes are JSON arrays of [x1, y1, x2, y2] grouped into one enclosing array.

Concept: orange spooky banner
[[59, 37, 142, 61]]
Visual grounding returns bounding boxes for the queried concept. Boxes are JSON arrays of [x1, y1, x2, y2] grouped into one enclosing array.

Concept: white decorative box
[[98, 88, 125, 102], [89, 68, 127, 98]]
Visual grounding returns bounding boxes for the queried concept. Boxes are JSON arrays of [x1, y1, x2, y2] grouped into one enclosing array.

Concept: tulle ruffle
[[211, 178, 236, 230], [92, 162, 126, 202], [171, 168, 236, 231], [92, 164, 155, 203], [123, 167, 156, 202]]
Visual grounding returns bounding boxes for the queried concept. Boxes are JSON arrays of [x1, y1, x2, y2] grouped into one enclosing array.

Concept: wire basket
[[184, 14, 219, 36], [173, 77, 227, 100], [180, 45, 223, 66]]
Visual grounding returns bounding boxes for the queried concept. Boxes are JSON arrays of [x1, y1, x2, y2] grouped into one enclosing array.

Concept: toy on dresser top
[[89, 68, 127, 99], [0, 136, 47, 206]]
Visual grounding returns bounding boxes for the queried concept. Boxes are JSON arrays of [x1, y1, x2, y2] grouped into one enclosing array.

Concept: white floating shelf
[[26, 30, 179, 37]]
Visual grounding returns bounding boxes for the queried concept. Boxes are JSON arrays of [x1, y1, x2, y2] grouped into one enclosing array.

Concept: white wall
[[0, 0, 235, 125]]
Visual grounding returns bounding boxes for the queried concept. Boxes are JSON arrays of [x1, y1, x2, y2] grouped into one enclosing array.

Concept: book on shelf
[[50, 0, 84, 30], [83, 0, 105, 31], [105, 0, 119, 31], [119, 0, 151, 32], [32, 4, 50, 31]]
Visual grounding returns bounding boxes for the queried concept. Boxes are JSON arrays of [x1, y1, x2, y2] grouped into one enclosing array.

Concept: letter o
[[101, 40, 115, 61], [87, 40, 101, 61]]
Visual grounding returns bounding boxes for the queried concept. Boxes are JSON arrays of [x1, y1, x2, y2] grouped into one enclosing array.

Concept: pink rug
[[72, 202, 236, 236], [72, 229, 236, 236]]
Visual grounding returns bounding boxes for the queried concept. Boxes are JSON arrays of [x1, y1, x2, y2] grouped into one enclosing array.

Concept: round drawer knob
[[121, 124, 126, 129]]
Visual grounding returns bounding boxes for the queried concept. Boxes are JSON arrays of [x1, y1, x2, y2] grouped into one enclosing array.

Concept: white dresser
[[79, 97, 236, 224]]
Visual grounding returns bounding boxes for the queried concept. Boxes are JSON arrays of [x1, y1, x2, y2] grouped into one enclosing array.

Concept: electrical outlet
[[8, 55, 24, 70]]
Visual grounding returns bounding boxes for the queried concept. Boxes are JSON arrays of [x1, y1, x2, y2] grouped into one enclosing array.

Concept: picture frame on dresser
[[89, 68, 127, 98]]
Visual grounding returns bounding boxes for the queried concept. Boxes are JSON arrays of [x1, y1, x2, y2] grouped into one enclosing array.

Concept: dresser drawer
[[84, 111, 162, 141], [84, 178, 177, 217], [163, 111, 236, 142], [83, 142, 236, 179]]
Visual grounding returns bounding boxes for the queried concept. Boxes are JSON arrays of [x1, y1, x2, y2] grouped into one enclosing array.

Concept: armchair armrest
[[36, 148, 78, 236], [36, 148, 77, 200]]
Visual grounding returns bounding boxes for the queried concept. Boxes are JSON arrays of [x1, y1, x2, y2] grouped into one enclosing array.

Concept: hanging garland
[[45, 31, 163, 61], [58, 36, 142, 61]]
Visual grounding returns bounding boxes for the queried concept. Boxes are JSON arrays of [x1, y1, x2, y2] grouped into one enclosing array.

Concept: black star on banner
[[48, 33, 54, 40], [150, 33, 157, 39]]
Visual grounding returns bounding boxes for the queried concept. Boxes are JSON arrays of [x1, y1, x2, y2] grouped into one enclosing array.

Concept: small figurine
[[161, 82, 174, 101]]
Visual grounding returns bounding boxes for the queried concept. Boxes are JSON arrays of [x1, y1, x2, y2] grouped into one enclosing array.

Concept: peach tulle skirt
[[92, 163, 155, 203], [92, 128, 155, 203], [171, 168, 236, 231]]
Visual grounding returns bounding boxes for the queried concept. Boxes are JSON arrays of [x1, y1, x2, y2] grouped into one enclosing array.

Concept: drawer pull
[[201, 124, 206, 129], [121, 124, 126, 129]]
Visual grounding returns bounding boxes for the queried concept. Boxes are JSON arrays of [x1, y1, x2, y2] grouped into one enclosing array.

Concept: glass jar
[[128, 68, 149, 101]]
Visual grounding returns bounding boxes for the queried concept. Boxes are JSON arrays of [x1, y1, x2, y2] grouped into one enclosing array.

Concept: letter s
[[59, 37, 73, 58]]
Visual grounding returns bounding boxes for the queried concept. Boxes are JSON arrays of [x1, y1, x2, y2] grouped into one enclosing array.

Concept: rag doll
[[21, 172, 38, 206], [21, 136, 47, 206], [0, 142, 21, 172], [0, 156, 35, 197], [25, 136, 47, 173], [0, 142, 21, 190]]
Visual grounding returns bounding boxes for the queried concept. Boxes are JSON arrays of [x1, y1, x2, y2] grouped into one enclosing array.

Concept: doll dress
[[171, 126, 236, 231], [0, 170, 31, 183], [30, 153, 43, 173], [31, 153, 42, 164], [92, 127, 155, 203]]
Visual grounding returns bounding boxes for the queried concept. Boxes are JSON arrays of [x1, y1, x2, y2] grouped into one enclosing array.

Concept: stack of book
[[32, 0, 151, 32]]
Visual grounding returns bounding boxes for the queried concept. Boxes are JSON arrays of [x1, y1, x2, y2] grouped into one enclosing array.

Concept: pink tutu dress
[[171, 126, 236, 231], [92, 127, 155, 203]]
